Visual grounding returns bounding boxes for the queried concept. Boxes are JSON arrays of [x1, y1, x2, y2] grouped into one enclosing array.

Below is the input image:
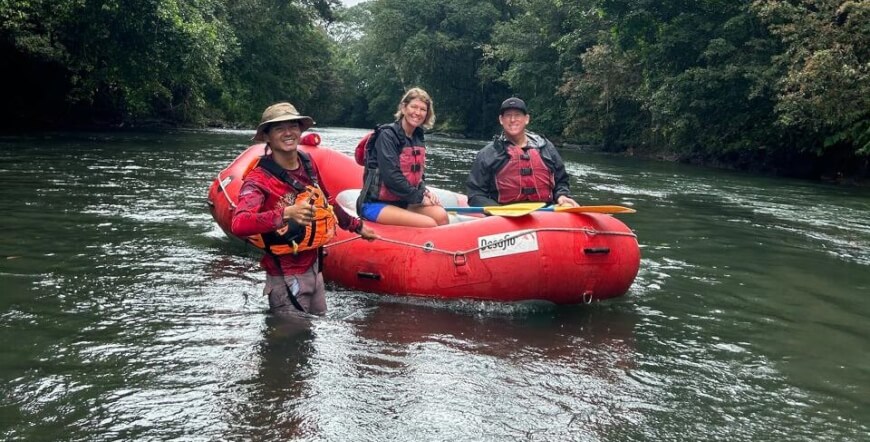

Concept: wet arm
[[230, 181, 284, 237]]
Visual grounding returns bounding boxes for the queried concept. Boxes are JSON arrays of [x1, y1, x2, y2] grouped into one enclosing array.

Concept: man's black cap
[[499, 97, 528, 115]]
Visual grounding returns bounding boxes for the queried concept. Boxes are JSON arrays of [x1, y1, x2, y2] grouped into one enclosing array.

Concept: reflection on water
[[352, 301, 635, 374], [347, 303, 641, 441], [217, 302, 641, 441], [0, 129, 868, 440], [224, 315, 318, 440]]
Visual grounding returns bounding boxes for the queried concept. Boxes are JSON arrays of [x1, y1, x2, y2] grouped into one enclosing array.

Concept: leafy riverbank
[[561, 140, 869, 185], [2, 0, 867, 182]]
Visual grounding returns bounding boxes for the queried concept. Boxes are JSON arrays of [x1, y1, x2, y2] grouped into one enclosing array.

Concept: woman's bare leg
[[409, 204, 449, 226], [375, 204, 438, 227]]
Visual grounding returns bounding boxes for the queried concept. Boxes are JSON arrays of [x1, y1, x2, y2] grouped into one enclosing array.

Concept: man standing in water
[[466, 97, 579, 208], [231, 102, 377, 316]]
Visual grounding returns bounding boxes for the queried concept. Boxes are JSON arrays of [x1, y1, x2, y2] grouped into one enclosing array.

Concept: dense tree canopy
[[0, 0, 338, 126], [753, 0, 869, 156], [1, 0, 867, 178]]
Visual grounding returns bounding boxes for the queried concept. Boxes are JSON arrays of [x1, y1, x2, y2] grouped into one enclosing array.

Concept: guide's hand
[[283, 202, 315, 224], [358, 225, 379, 241]]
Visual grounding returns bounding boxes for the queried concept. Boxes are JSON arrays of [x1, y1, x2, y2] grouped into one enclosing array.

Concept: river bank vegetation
[[1, 0, 867, 179]]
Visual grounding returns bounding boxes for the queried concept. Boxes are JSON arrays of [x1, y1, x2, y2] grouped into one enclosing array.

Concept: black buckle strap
[[258, 156, 307, 191], [270, 255, 306, 312]]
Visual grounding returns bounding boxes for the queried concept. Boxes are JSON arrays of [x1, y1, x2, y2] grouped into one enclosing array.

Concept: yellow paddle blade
[[554, 205, 636, 214], [481, 202, 547, 217]]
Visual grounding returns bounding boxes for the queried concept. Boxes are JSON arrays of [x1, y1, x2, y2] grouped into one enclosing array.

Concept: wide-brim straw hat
[[252, 102, 316, 142]]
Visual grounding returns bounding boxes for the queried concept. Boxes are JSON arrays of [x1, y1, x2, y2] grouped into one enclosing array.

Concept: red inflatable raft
[[207, 134, 640, 304]]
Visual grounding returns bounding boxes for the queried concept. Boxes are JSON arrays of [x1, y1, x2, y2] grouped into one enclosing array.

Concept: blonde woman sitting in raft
[[356, 87, 449, 227]]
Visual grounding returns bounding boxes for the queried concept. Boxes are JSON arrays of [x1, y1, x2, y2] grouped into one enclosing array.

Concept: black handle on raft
[[583, 247, 610, 255], [357, 272, 381, 280]]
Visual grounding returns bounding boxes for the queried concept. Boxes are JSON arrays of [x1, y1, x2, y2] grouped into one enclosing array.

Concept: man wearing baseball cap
[[466, 97, 579, 208]]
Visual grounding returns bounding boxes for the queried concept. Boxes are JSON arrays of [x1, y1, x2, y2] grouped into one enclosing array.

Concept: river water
[[1, 128, 868, 441]]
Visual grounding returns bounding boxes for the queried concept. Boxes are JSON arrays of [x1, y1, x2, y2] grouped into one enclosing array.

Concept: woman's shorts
[[359, 201, 408, 221]]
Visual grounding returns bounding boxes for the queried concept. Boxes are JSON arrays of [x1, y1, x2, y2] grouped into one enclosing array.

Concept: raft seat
[[335, 189, 478, 224]]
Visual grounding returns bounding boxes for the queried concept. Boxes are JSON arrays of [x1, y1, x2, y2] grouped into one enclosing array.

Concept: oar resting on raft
[[444, 202, 636, 217]]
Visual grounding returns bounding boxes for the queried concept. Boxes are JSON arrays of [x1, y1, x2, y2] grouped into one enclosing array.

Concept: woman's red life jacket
[[244, 154, 336, 255], [376, 144, 426, 201], [494, 145, 555, 204]]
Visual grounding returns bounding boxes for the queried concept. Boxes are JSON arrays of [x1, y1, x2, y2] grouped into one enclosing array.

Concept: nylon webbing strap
[[270, 255, 306, 313], [258, 156, 307, 192]]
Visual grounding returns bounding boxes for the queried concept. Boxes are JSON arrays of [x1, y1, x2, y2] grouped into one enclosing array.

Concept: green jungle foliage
[[1, 0, 867, 178]]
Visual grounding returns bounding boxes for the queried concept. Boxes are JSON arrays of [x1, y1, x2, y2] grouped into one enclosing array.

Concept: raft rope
[[217, 172, 238, 209], [324, 226, 637, 258], [215, 174, 637, 258]]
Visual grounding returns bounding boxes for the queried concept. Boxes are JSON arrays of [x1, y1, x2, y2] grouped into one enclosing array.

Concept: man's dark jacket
[[466, 131, 572, 206]]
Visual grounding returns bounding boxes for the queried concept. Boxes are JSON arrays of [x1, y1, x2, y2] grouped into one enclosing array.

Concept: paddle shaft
[[445, 204, 635, 215]]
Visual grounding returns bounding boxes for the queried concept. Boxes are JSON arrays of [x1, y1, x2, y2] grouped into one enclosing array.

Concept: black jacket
[[362, 121, 427, 204], [466, 131, 572, 207]]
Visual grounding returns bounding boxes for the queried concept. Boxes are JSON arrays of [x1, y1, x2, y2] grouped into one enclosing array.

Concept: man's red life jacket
[[495, 144, 554, 204]]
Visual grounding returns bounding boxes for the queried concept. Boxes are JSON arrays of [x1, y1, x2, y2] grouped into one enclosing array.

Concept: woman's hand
[[423, 188, 441, 206]]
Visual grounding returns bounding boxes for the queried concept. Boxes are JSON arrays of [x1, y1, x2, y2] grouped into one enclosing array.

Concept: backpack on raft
[[354, 124, 398, 166], [354, 124, 400, 214], [354, 132, 373, 166]]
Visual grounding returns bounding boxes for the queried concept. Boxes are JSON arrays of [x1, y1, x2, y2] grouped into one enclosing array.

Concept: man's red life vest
[[495, 144, 555, 204], [244, 154, 336, 255]]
